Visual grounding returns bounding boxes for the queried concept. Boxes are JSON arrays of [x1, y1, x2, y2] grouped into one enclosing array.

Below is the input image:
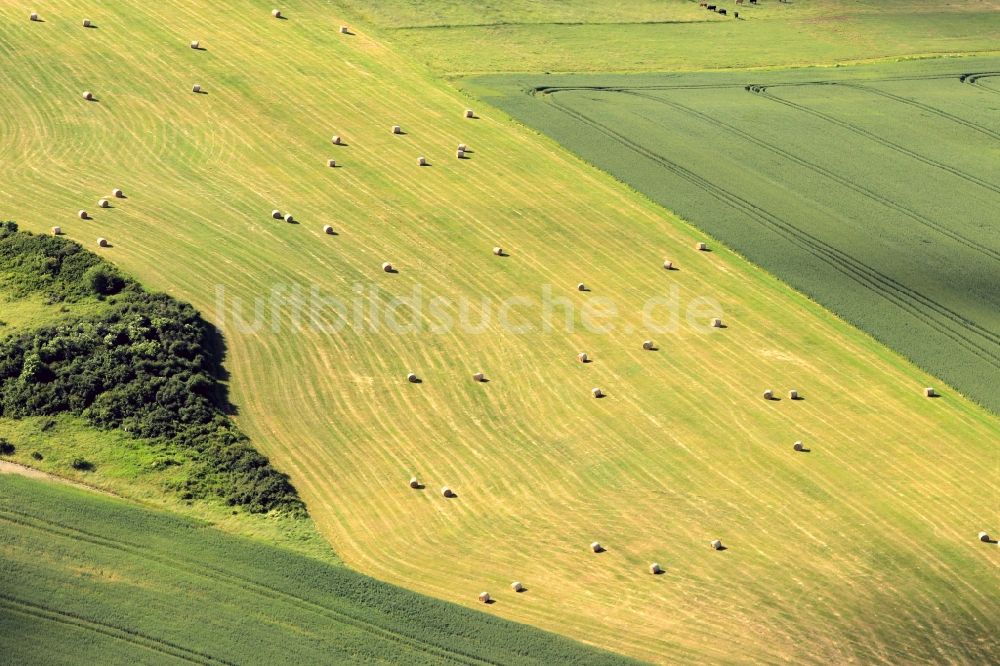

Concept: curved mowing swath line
[[0, 509, 495, 666], [753, 88, 1000, 196], [620, 89, 1000, 263], [542, 91, 1000, 369], [835, 83, 1000, 142], [0, 594, 227, 665]]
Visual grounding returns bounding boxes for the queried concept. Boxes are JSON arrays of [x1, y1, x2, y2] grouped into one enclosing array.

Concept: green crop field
[[466, 57, 1000, 413], [0, 474, 633, 665], [342, 0, 1000, 75], [2, 0, 999, 663]]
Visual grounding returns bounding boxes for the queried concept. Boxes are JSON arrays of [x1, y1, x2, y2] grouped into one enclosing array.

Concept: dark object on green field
[[31, 451, 43, 460], [0, 226, 305, 515], [719, 8, 727, 15], [0, 438, 14, 455], [70, 457, 94, 471]]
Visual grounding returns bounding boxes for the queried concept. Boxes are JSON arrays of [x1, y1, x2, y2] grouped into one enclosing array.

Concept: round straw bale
[[442, 486, 455, 498], [97, 237, 109, 248], [711, 318, 723, 328], [578, 352, 589, 363], [924, 387, 936, 397], [82, 91, 94, 101], [493, 247, 503, 256], [190, 40, 200, 49], [642, 340, 654, 350], [30, 12, 39, 21], [577, 282, 586, 291], [112, 188, 124, 198], [323, 225, 334, 235], [82, 19, 91, 27], [271, 209, 282, 220], [332, 135, 342, 145], [763, 389, 773, 400], [340, 25, 349, 34], [663, 260, 673, 270], [192, 84, 202, 93], [392, 125, 401, 134], [696, 242, 708, 251], [710, 539, 723, 550], [284, 213, 294, 223], [590, 541, 603, 553], [478, 592, 490, 603], [592, 387, 603, 398], [793, 441, 805, 452], [409, 476, 420, 489], [979, 531, 991, 542], [472, 372, 485, 382], [78, 210, 88, 220], [789, 389, 799, 400], [51, 226, 62, 235], [327, 159, 336, 167], [511, 581, 524, 592], [98, 198, 109, 208], [458, 143, 467, 152], [272, 9, 282, 18], [382, 262, 394, 273], [465, 109, 474, 118], [456, 149, 465, 159], [417, 156, 427, 166], [406, 372, 418, 382], [649, 563, 663, 575]]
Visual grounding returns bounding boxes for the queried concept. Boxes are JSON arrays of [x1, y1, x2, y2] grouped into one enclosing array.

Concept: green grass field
[[342, 0, 1000, 75], [2, 0, 999, 663], [465, 57, 1000, 413], [0, 474, 633, 665]]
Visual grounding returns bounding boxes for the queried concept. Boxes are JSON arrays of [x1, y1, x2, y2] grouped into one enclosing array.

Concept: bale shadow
[[984, 537, 998, 544], [483, 598, 495, 605], [514, 586, 528, 593], [577, 286, 591, 292], [592, 545, 606, 553], [795, 447, 811, 453], [385, 267, 399, 274], [408, 376, 421, 383], [194, 89, 208, 95], [84, 23, 98, 29], [594, 393, 606, 399], [341, 28, 354, 35], [789, 394, 804, 401], [645, 346, 659, 352], [191, 45, 207, 51], [411, 483, 425, 490], [444, 490, 457, 498], [652, 569, 665, 575], [713, 545, 728, 551], [581, 358, 593, 364]]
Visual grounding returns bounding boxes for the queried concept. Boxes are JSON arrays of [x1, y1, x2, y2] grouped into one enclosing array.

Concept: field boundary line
[[540, 91, 1000, 368]]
